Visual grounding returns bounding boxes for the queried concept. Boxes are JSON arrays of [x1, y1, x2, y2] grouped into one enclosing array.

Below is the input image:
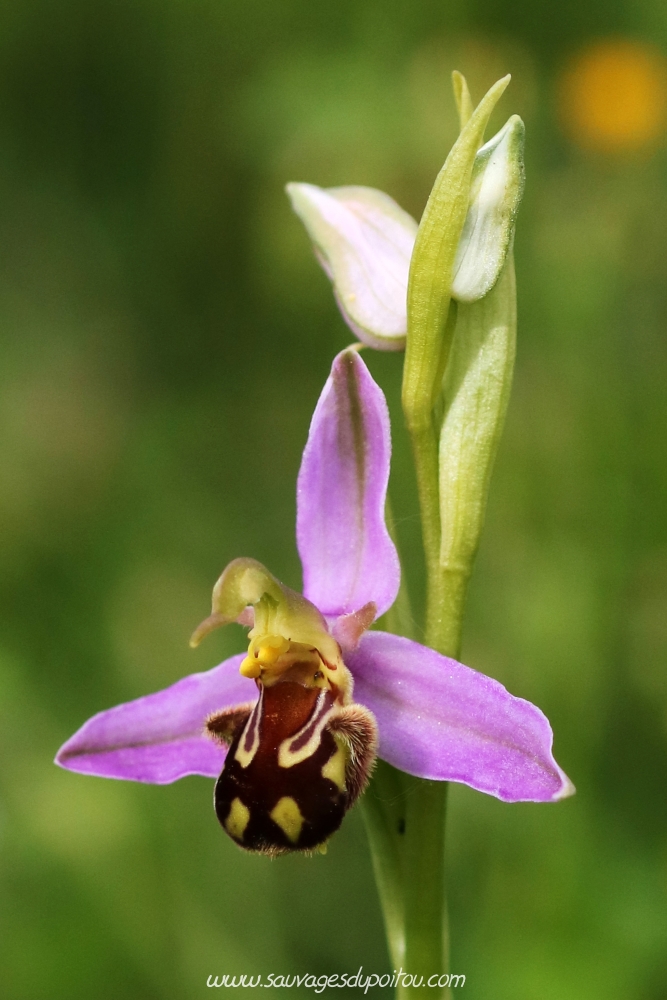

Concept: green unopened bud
[[451, 115, 525, 303]]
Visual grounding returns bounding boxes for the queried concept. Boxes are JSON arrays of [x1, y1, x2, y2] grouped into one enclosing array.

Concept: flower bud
[[287, 80, 524, 358]]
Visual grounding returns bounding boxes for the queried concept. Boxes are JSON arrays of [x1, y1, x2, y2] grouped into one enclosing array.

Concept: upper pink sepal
[[297, 348, 400, 619]]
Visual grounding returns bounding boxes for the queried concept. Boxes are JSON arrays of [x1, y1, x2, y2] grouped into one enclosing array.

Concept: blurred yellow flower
[[558, 38, 667, 153]]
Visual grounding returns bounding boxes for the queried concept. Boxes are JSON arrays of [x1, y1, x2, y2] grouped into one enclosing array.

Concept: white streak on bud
[[451, 115, 525, 303]]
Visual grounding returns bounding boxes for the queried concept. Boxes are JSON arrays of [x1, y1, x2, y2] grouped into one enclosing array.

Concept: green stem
[[408, 419, 442, 609], [399, 777, 448, 999], [364, 492, 460, 999], [426, 567, 469, 663], [361, 761, 407, 969], [362, 769, 449, 998], [390, 302, 474, 999], [393, 433, 466, 998]]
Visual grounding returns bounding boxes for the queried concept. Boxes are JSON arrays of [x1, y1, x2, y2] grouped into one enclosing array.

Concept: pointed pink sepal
[[348, 631, 574, 803], [297, 348, 400, 620], [55, 656, 256, 784]]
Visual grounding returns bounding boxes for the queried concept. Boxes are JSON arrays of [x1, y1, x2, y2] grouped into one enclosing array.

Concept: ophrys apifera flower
[[56, 348, 572, 855]]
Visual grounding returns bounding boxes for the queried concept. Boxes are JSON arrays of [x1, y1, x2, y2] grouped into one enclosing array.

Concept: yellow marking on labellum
[[321, 741, 347, 791], [234, 691, 263, 768], [270, 797, 304, 844], [225, 797, 250, 840], [278, 692, 336, 769]]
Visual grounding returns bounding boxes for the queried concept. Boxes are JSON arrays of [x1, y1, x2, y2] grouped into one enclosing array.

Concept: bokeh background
[[1, 0, 667, 997]]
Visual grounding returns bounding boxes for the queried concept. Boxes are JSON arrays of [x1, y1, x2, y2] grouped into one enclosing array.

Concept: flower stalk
[[365, 73, 525, 997]]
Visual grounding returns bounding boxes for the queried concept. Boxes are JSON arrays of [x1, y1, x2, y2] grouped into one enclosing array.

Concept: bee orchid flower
[[56, 347, 573, 856]]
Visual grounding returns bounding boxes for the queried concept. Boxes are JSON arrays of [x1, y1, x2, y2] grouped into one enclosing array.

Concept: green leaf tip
[[452, 71, 473, 129], [403, 73, 512, 423]]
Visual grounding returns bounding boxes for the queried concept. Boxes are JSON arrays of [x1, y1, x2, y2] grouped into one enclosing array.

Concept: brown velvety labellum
[[214, 681, 348, 855]]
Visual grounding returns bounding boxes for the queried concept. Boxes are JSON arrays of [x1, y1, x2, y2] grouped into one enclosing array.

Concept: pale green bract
[[439, 252, 517, 573]]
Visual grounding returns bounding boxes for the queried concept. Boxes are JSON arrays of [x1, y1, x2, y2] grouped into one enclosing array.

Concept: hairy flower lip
[[55, 348, 574, 805]]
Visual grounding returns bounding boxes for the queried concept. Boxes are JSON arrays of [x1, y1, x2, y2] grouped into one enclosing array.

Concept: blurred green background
[[1, 0, 667, 997]]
